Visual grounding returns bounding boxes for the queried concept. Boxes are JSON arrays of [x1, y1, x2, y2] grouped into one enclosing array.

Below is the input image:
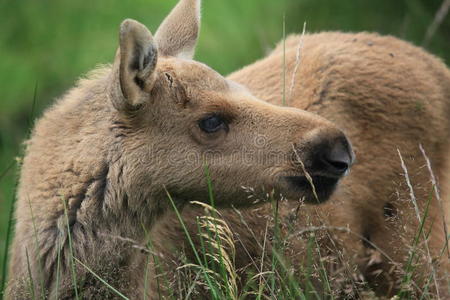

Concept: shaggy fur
[[150, 33, 450, 297], [6, 1, 351, 299]]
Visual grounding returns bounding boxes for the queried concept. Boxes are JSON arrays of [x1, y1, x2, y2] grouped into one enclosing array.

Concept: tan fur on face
[[5, 1, 350, 299], [150, 33, 450, 298]]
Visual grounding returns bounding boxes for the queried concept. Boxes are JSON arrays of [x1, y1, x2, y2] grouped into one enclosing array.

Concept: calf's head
[[108, 0, 353, 208]]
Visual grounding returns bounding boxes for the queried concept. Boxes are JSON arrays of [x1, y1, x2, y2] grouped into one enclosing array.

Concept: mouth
[[283, 175, 339, 204]]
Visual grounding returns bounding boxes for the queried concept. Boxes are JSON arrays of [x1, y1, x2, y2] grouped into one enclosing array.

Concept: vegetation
[[1, 0, 449, 298]]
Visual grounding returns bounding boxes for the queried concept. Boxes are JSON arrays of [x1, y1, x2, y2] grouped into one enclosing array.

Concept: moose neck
[[45, 158, 169, 298]]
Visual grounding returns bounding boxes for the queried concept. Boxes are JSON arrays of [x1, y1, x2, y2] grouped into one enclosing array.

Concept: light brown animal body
[[151, 33, 450, 297], [6, 0, 353, 299], [231, 32, 450, 296]]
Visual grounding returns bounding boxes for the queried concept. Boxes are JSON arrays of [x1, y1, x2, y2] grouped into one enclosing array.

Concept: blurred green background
[[0, 0, 449, 289]]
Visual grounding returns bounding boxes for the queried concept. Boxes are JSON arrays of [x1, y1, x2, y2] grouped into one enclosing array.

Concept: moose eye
[[198, 114, 228, 133]]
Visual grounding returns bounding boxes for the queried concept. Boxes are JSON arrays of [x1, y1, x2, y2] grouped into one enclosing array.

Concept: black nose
[[320, 136, 353, 176]]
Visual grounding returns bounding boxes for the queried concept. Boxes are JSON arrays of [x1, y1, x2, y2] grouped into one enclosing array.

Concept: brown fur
[[150, 33, 450, 297], [6, 1, 351, 299]]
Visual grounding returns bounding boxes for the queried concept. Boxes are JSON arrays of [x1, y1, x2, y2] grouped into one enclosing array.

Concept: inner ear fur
[[111, 19, 158, 111]]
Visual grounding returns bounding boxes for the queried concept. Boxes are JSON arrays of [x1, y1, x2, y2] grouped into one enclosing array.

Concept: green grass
[[11, 176, 448, 298], [1, 0, 449, 298], [74, 258, 128, 300]]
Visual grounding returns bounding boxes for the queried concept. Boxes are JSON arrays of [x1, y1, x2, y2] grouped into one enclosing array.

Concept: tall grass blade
[[141, 228, 164, 300], [202, 165, 237, 299], [397, 149, 440, 298], [25, 248, 36, 300], [0, 161, 15, 184], [54, 237, 61, 300], [27, 197, 45, 299], [282, 14, 286, 106], [270, 193, 279, 296], [164, 187, 220, 299], [0, 192, 16, 298], [288, 22, 306, 103], [61, 199, 79, 300], [73, 257, 129, 300], [419, 144, 449, 259], [27, 82, 39, 133]]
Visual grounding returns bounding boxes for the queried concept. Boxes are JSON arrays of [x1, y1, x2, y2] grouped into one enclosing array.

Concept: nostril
[[321, 137, 353, 176], [324, 159, 349, 172]]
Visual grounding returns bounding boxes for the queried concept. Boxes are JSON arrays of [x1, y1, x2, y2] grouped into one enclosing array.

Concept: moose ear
[[111, 19, 158, 111], [155, 0, 201, 59]]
